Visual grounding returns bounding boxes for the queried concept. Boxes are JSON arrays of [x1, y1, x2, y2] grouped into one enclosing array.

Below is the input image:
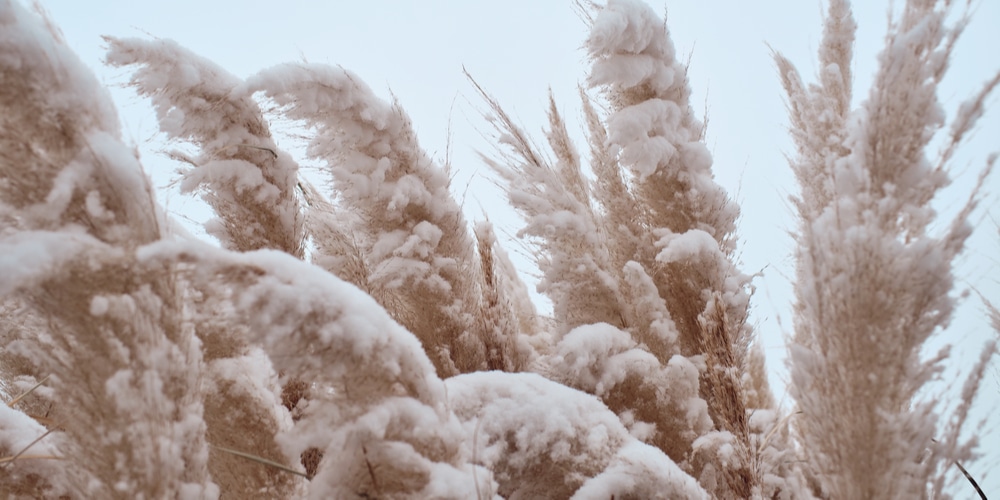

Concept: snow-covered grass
[[1, 0, 997, 498]]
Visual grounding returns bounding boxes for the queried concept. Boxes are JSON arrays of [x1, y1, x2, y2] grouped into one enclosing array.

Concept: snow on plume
[[654, 229, 723, 265], [586, 0, 736, 241], [138, 240, 486, 498], [248, 62, 485, 375], [778, 0, 999, 497], [445, 371, 707, 499], [1, 3, 215, 497], [105, 37, 305, 257], [537, 322, 712, 471]]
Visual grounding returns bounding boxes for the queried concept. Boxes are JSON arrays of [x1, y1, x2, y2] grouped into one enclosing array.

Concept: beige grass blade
[[209, 444, 310, 479], [5, 374, 49, 408]]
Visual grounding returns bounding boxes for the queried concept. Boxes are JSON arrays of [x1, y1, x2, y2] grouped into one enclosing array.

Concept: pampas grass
[[0, 0, 996, 498], [777, 0, 999, 496]]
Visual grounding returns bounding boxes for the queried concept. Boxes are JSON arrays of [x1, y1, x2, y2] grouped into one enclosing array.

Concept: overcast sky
[[39, 0, 1000, 493]]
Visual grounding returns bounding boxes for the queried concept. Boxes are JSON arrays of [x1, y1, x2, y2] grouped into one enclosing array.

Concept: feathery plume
[[778, 1, 998, 496]]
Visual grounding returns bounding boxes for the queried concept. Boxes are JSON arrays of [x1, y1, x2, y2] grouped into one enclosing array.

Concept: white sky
[[38, 0, 1000, 495]]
